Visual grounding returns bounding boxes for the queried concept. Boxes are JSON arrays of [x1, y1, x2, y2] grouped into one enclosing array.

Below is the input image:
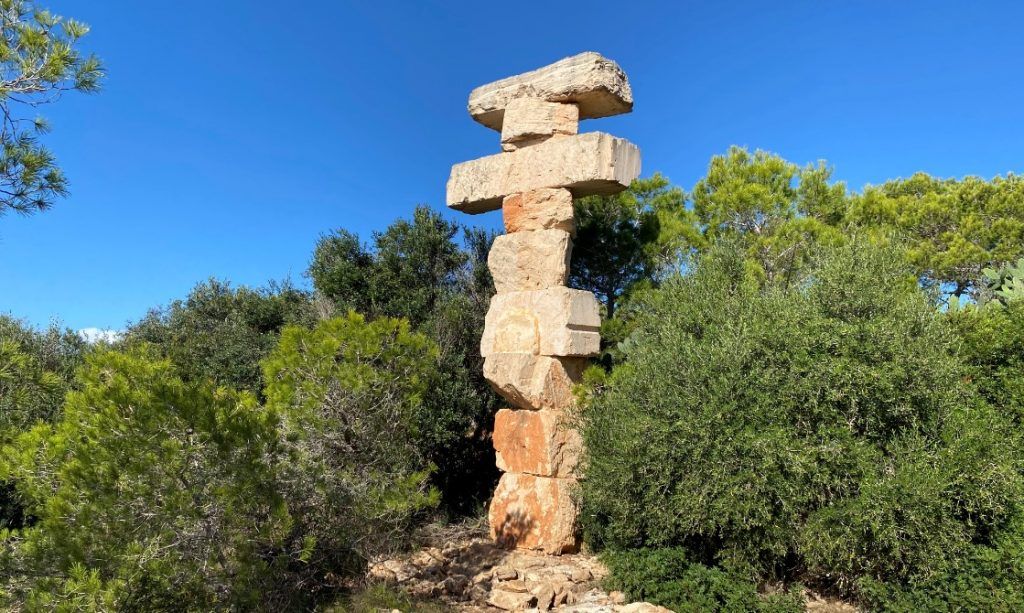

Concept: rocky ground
[[364, 521, 857, 613]]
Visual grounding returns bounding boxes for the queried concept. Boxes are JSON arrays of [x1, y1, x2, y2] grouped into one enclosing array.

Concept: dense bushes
[[309, 206, 500, 514], [0, 314, 441, 610], [580, 240, 1024, 609], [124, 279, 315, 395], [602, 549, 803, 613], [0, 317, 86, 531]]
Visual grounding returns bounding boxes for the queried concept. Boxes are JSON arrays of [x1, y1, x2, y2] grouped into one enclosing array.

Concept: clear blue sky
[[2, 0, 1023, 332]]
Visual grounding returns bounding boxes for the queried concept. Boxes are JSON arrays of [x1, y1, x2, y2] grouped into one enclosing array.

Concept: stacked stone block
[[446, 52, 640, 554]]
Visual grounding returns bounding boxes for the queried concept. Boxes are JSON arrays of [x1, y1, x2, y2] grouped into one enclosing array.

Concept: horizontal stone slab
[[447, 132, 640, 214], [493, 408, 582, 478], [481, 287, 601, 358], [489, 472, 579, 554], [469, 52, 633, 132], [484, 353, 586, 410], [488, 229, 572, 293]]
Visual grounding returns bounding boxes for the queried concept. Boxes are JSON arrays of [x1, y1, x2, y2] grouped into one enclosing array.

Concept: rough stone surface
[[481, 287, 601, 358], [503, 188, 575, 236], [489, 473, 579, 554], [493, 408, 581, 477], [447, 132, 640, 213], [489, 229, 572, 293], [483, 353, 585, 410], [366, 522, 844, 610], [501, 98, 579, 151], [488, 587, 537, 610], [468, 52, 633, 131], [618, 604, 674, 613]]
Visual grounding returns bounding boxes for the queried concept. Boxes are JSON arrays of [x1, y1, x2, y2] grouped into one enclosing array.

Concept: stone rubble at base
[[366, 534, 674, 612], [445, 51, 639, 557]]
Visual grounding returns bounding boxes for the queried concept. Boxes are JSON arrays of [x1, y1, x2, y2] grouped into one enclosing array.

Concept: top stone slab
[[468, 52, 633, 131]]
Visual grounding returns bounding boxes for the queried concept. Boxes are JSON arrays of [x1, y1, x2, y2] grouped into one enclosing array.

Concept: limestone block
[[489, 473, 579, 554], [503, 188, 575, 236], [500, 98, 579, 151], [480, 288, 601, 358], [483, 353, 585, 410], [447, 132, 640, 214], [487, 587, 536, 610], [493, 408, 582, 478], [488, 229, 571, 293], [469, 51, 633, 131]]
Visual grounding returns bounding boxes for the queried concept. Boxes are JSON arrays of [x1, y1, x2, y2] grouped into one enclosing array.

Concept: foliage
[[690, 147, 846, 285], [124, 278, 315, 395], [571, 173, 691, 318], [308, 228, 374, 314], [579, 240, 1024, 607], [262, 312, 441, 576], [602, 549, 802, 613], [854, 513, 1024, 611], [847, 173, 1024, 297], [0, 315, 84, 437], [0, 1, 103, 217], [980, 257, 1024, 305], [0, 348, 285, 609], [0, 316, 85, 529], [1, 314, 442, 609], [328, 582, 449, 613], [947, 300, 1024, 425], [309, 206, 500, 515]]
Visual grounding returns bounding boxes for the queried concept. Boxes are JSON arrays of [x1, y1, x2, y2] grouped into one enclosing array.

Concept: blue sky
[[2, 0, 1023, 332]]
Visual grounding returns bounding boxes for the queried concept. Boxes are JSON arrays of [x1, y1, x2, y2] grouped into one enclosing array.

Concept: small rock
[[553, 588, 569, 607], [469, 584, 490, 603], [619, 603, 674, 613], [406, 580, 440, 599], [381, 559, 416, 583], [488, 588, 537, 611], [366, 563, 397, 583], [498, 579, 530, 593], [493, 565, 519, 581], [441, 574, 470, 597], [570, 568, 593, 582], [609, 590, 627, 605], [531, 581, 556, 610], [516, 556, 548, 569], [473, 570, 492, 585]]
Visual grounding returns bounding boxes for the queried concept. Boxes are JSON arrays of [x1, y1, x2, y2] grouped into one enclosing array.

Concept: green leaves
[[0, 1, 103, 217], [1, 315, 445, 609], [579, 239, 1024, 607], [848, 173, 1024, 298], [572, 173, 690, 319]]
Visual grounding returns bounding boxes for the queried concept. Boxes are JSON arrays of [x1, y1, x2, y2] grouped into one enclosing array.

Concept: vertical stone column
[[446, 52, 640, 554]]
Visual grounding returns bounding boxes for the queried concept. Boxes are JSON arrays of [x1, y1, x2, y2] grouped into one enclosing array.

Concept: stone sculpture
[[446, 51, 639, 554]]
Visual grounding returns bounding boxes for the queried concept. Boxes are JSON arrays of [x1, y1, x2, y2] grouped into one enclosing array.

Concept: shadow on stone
[[493, 508, 536, 550]]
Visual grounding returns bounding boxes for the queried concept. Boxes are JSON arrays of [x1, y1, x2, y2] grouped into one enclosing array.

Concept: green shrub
[[124, 278, 314, 394], [1, 314, 443, 610], [309, 207, 501, 515], [948, 300, 1024, 425], [0, 317, 87, 530], [579, 240, 1024, 607], [262, 312, 441, 573], [602, 548, 803, 613], [0, 316, 86, 436], [0, 348, 284, 609]]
